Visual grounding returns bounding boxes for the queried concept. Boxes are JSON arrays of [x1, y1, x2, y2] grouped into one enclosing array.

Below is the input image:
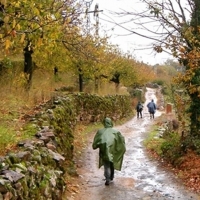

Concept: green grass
[[22, 123, 39, 138], [143, 125, 165, 156], [0, 126, 16, 153], [0, 123, 37, 155]]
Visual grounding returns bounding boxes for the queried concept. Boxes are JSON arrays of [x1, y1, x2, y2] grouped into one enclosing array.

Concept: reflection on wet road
[[72, 88, 199, 200]]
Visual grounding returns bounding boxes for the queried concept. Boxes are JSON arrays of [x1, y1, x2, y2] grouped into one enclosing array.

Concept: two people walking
[[136, 100, 157, 119]]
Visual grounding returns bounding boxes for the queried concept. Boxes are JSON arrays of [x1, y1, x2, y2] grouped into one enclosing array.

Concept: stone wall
[[0, 93, 133, 200]]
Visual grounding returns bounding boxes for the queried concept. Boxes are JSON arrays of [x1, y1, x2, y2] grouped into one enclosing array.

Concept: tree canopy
[[0, 0, 156, 94]]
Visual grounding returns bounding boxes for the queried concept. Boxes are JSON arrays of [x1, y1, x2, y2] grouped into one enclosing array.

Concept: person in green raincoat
[[92, 117, 126, 186]]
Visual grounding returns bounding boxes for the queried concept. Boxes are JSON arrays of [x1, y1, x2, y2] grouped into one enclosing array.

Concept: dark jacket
[[147, 100, 156, 113], [92, 117, 126, 170], [136, 102, 143, 112]]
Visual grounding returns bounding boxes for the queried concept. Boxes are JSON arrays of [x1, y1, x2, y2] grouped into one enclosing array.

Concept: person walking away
[[147, 99, 157, 119], [136, 101, 143, 118], [92, 117, 126, 186]]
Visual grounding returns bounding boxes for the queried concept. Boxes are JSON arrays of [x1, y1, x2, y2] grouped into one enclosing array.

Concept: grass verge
[[143, 124, 165, 157]]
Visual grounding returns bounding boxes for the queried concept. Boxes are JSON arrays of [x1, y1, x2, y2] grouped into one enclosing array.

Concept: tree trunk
[[188, 69, 200, 137], [94, 77, 99, 93], [78, 67, 83, 92], [24, 41, 33, 90], [188, 0, 200, 137]]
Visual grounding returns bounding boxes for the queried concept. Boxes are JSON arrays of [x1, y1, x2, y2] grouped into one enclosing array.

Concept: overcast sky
[[84, 0, 175, 65]]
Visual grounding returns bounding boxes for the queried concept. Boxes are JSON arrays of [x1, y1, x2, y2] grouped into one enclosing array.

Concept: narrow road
[[68, 88, 199, 200]]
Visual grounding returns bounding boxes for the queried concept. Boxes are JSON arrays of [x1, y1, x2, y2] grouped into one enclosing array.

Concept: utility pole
[[85, 1, 103, 36], [85, 0, 93, 34], [93, 3, 100, 36], [84, 1, 103, 94]]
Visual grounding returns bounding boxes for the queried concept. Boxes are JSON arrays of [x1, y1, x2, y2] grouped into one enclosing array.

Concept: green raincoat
[[92, 117, 126, 171]]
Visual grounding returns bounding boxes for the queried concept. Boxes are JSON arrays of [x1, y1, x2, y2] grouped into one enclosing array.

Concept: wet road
[[70, 88, 199, 200]]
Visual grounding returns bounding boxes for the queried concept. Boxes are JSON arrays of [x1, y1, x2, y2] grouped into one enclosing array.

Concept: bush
[[143, 127, 165, 156], [153, 79, 165, 86], [160, 132, 183, 165], [182, 135, 200, 155]]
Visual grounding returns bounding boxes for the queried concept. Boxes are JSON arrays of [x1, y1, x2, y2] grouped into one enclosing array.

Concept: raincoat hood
[[92, 119, 126, 171], [103, 117, 113, 128]]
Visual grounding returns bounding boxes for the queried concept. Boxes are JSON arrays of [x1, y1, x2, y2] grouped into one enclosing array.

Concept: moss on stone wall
[[0, 92, 133, 199]]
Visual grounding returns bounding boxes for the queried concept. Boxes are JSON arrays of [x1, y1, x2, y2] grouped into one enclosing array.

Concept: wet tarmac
[[68, 88, 199, 200]]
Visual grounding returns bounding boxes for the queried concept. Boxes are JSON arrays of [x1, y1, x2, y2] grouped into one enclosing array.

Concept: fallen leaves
[[147, 145, 200, 194], [177, 150, 200, 193]]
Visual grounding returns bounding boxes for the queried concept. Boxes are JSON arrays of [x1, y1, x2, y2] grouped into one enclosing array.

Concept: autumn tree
[[94, 46, 155, 93], [0, 0, 83, 89], [183, 0, 200, 138], [61, 29, 108, 92], [105, 50, 154, 90]]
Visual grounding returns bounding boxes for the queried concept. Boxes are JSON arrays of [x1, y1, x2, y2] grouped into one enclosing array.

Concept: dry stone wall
[[0, 93, 133, 200]]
